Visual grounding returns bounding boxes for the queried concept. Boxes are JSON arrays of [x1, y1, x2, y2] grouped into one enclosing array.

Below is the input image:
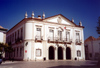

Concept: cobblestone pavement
[[0, 60, 99, 68]]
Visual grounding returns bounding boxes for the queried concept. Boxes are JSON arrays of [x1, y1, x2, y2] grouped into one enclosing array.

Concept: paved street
[[0, 60, 99, 68]]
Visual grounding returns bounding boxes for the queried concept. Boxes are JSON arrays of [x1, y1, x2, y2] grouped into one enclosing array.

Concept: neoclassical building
[[6, 12, 85, 61]]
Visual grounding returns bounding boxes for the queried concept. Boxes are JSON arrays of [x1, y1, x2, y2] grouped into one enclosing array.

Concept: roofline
[[44, 14, 84, 28], [7, 18, 25, 33], [0, 28, 8, 31], [7, 14, 84, 33]]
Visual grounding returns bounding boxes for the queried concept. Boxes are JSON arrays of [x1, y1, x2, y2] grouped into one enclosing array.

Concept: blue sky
[[0, 0, 100, 40]]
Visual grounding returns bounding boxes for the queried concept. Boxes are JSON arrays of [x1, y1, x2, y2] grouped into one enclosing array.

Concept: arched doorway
[[58, 47, 63, 60], [66, 47, 71, 59], [49, 46, 55, 60]]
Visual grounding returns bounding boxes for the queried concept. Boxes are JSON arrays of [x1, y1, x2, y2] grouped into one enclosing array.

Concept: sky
[[0, 0, 100, 40]]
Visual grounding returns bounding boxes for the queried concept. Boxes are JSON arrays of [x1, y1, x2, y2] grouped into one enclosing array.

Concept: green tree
[[96, 16, 100, 35], [0, 42, 13, 56]]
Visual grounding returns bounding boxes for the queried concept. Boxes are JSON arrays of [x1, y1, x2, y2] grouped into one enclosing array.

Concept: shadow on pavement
[[47, 65, 99, 68]]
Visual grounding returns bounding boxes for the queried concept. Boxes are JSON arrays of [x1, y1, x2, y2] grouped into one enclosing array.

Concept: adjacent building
[[0, 26, 7, 58], [85, 36, 100, 60], [6, 12, 85, 61]]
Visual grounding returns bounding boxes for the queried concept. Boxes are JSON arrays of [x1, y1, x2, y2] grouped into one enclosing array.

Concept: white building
[[6, 12, 85, 61], [85, 36, 100, 60], [0, 26, 7, 58], [0, 26, 7, 43]]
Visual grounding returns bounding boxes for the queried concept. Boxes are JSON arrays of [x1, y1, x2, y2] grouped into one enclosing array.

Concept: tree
[[0, 42, 13, 57], [96, 16, 100, 35]]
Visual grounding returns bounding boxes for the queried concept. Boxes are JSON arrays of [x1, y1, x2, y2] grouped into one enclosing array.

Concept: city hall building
[[6, 12, 85, 61]]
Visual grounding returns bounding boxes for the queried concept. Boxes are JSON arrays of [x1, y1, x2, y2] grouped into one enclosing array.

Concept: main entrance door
[[58, 47, 63, 60], [49, 46, 54, 60], [66, 47, 71, 59]]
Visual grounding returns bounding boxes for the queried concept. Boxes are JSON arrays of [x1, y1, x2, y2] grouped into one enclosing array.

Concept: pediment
[[43, 14, 76, 26]]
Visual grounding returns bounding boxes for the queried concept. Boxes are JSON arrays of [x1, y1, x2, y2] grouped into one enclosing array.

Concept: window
[[21, 28, 23, 40], [66, 31, 70, 42], [36, 28, 41, 40], [17, 48, 18, 57], [99, 43, 100, 53], [49, 29, 54, 41], [14, 48, 15, 57], [13, 33, 14, 42], [36, 49, 41, 57], [90, 53, 92, 57], [15, 32, 16, 41], [77, 50, 81, 57], [58, 30, 62, 40], [20, 48, 22, 57], [18, 30, 19, 39], [76, 33, 80, 43]]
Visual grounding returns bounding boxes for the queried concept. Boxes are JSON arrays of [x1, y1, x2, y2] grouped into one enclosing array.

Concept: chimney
[[38, 15, 41, 19]]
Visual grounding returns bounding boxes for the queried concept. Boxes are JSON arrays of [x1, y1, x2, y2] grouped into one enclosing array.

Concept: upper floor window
[[21, 28, 23, 40], [15, 32, 16, 41], [66, 31, 70, 42], [49, 29, 54, 41], [58, 30, 62, 40], [76, 33, 80, 43], [18, 30, 19, 38], [99, 43, 100, 53], [36, 28, 41, 39], [12, 33, 14, 42]]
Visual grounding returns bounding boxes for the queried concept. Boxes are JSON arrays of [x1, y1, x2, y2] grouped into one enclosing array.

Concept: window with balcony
[[36, 28, 42, 40], [99, 43, 100, 53], [76, 33, 80, 43], [66, 31, 70, 42], [58, 30, 62, 41], [18, 30, 19, 39], [15, 32, 16, 42], [21, 28, 23, 40], [49, 29, 54, 41]]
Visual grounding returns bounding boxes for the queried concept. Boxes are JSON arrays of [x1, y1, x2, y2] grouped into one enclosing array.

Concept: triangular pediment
[[43, 14, 76, 26]]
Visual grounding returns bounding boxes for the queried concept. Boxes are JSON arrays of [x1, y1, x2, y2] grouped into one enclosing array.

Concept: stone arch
[[49, 46, 55, 60], [66, 47, 71, 59], [58, 46, 63, 60]]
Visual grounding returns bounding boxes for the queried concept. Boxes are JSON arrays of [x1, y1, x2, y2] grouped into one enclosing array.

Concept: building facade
[[6, 12, 85, 61], [0, 26, 7, 43], [0, 26, 7, 58], [85, 36, 100, 60]]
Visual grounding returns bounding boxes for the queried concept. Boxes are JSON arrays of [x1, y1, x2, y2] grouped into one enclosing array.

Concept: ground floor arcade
[[5, 41, 85, 61]]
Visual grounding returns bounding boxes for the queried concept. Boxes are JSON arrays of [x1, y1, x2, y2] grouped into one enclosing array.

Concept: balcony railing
[[63, 38, 72, 44], [75, 39, 82, 45], [48, 37, 62, 43], [48, 37, 72, 44], [15, 37, 23, 44], [35, 36, 43, 42]]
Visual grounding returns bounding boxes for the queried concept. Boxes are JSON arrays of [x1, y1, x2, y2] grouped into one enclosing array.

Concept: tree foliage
[[0, 42, 13, 54], [96, 16, 100, 35]]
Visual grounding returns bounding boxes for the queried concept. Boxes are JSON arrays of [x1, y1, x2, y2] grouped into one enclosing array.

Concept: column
[[55, 47, 57, 60], [72, 28, 76, 60], [63, 47, 66, 60]]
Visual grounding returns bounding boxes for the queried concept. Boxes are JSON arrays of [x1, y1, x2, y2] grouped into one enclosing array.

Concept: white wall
[[0, 32, 3, 42]]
